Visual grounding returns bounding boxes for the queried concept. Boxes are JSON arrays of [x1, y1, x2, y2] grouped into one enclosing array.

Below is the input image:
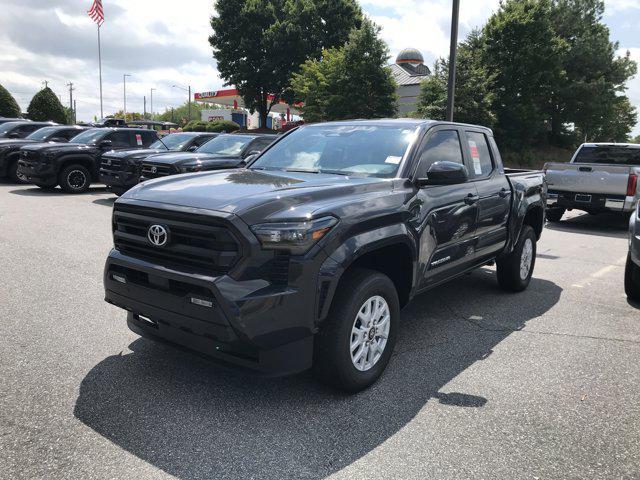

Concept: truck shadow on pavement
[[9, 186, 109, 197], [545, 212, 629, 239], [74, 270, 561, 480]]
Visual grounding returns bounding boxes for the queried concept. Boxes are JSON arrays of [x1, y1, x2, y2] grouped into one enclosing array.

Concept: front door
[[408, 128, 480, 289]]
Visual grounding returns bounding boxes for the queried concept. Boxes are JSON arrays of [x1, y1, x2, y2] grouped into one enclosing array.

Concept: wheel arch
[[58, 155, 97, 180]]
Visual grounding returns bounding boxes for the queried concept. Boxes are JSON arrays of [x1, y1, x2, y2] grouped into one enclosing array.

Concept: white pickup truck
[[544, 143, 640, 222]]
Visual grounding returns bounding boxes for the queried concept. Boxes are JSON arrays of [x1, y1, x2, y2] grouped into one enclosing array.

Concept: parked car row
[[3, 119, 638, 392]]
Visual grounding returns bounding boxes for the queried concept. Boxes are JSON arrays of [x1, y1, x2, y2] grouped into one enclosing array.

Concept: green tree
[[209, 0, 362, 128], [157, 102, 214, 126], [27, 87, 67, 123], [632, 134, 640, 144], [0, 84, 21, 118], [291, 19, 397, 122], [415, 30, 496, 127]]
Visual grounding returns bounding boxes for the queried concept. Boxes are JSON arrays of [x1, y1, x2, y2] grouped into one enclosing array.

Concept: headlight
[[251, 216, 338, 254]]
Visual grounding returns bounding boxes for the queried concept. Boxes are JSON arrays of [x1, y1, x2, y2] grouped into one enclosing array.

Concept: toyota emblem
[[147, 224, 169, 246], [151, 166, 158, 174]]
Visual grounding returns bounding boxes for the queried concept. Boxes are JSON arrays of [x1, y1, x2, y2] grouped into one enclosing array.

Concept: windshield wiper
[[284, 168, 320, 173], [318, 169, 352, 176]]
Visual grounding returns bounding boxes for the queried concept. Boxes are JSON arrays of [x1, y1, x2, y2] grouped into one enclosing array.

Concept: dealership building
[[390, 47, 430, 115]]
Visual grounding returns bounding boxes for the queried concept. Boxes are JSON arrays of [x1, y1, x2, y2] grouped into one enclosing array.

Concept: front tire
[[497, 225, 537, 292], [313, 268, 399, 392], [546, 207, 564, 222], [59, 165, 91, 193], [8, 160, 28, 184], [625, 254, 640, 301]]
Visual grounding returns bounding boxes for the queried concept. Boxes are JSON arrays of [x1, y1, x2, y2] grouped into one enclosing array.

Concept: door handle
[[498, 188, 510, 198], [464, 194, 479, 205]]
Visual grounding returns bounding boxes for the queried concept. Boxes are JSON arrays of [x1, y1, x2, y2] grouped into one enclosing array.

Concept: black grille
[[269, 251, 291, 286], [141, 162, 177, 178], [100, 156, 125, 171], [113, 204, 241, 274], [20, 150, 43, 164]]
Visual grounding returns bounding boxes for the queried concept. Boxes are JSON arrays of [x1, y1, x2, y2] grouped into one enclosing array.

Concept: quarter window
[[465, 131, 494, 179], [415, 130, 464, 179]]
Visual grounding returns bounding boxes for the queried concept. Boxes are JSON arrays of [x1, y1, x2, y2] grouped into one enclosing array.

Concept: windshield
[[150, 133, 197, 151], [26, 127, 60, 141], [69, 129, 107, 144], [197, 135, 255, 155], [250, 125, 418, 177], [0, 122, 22, 134], [575, 145, 640, 165]]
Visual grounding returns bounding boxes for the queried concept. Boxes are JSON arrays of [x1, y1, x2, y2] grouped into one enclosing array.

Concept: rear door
[[462, 129, 511, 261], [410, 127, 479, 288]]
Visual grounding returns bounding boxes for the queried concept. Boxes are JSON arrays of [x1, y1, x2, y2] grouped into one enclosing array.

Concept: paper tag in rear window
[[136, 134, 143, 146], [468, 140, 482, 175]]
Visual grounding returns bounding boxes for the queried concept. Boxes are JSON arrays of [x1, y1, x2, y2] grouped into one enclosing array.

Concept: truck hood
[[20, 142, 98, 154], [144, 152, 240, 167], [104, 148, 165, 160], [0, 139, 37, 148], [122, 168, 396, 224]]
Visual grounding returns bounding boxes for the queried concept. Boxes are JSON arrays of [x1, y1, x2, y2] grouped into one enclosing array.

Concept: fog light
[[112, 274, 126, 284], [190, 297, 213, 308]]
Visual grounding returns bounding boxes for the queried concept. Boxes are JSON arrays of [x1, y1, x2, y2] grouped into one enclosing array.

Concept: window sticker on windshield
[[136, 134, 143, 146], [468, 140, 482, 175], [385, 155, 402, 164]]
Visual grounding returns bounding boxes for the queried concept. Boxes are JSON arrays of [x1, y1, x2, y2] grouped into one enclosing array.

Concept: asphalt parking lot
[[1, 181, 639, 480]]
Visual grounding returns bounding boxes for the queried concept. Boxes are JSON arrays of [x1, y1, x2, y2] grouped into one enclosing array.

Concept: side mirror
[[49, 137, 68, 143], [186, 145, 198, 152], [417, 161, 468, 186], [8, 132, 21, 138], [99, 139, 113, 149], [242, 153, 258, 164]]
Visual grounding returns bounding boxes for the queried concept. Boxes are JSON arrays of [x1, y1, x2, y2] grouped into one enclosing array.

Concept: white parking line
[[571, 256, 627, 288]]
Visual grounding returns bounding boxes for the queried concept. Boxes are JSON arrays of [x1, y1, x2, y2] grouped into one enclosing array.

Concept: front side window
[[69, 129, 108, 144], [0, 122, 22, 134], [26, 127, 60, 141], [197, 135, 256, 155], [465, 131, 494, 179], [149, 133, 195, 151], [107, 131, 131, 148], [415, 130, 464, 179], [250, 125, 418, 178]]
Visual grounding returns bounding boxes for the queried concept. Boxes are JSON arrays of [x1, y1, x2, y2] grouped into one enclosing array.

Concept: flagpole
[[98, 24, 103, 118]]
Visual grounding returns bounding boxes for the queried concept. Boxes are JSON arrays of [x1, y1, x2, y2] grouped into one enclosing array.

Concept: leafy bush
[[205, 120, 240, 133], [0, 84, 21, 118], [27, 87, 67, 123], [183, 120, 208, 132]]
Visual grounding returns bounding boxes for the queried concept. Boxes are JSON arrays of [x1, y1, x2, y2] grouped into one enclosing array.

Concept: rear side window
[[141, 130, 158, 146], [465, 131, 494, 179], [415, 130, 464, 178], [247, 137, 275, 153], [61, 129, 82, 140], [18, 124, 42, 134], [574, 146, 640, 165]]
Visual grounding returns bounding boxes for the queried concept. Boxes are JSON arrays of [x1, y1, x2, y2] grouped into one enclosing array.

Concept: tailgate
[[545, 162, 630, 196]]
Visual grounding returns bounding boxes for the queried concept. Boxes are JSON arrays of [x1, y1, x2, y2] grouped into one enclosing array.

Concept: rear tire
[[313, 268, 399, 392], [546, 208, 564, 222], [497, 225, 537, 292], [625, 254, 640, 302], [59, 165, 91, 193]]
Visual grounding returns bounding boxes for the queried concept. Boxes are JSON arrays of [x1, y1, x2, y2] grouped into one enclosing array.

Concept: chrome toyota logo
[[147, 224, 168, 246], [150, 166, 158, 173]]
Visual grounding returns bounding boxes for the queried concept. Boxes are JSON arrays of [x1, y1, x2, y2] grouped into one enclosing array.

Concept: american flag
[[87, 0, 104, 26]]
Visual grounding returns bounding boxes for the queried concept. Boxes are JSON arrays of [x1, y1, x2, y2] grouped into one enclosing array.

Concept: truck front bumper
[[99, 168, 139, 192], [103, 250, 314, 376], [547, 190, 636, 213]]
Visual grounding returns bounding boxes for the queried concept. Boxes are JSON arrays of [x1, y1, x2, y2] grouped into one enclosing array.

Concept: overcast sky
[[1, 0, 639, 135]]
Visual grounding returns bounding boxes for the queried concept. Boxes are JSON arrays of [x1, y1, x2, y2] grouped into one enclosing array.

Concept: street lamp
[[172, 84, 192, 121], [150, 88, 156, 120], [123, 73, 131, 122], [446, 0, 460, 122]]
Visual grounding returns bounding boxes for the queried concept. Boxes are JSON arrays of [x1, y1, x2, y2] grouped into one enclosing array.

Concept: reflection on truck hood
[[144, 152, 238, 166], [104, 148, 165, 160], [20, 142, 96, 154], [123, 168, 395, 223]]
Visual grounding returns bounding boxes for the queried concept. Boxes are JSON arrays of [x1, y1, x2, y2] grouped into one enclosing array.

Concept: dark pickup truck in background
[[0, 125, 88, 182], [103, 119, 546, 392], [18, 127, 158, 193], [99, 132, 219, 195], [139, 133, 276, 181], [0, 121, 58, 139]]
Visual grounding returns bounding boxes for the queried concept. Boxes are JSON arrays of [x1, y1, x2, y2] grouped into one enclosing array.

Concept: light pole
[[123, 73, 131, 121], [150, 88, 156, 120], [172, 84, 192, 121], [446, 0, 460, 122]]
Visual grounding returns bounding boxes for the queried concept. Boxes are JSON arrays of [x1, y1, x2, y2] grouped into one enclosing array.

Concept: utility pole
[[150, 88, 156, 120], [446, 0, 460, 122], [42, 80, 48, 89], [188, 85, 191, 121], [73, 100, 77, 124], [123, 74, 131, 121], [143, 95, 147, 118], [66, 82, 74, 124]]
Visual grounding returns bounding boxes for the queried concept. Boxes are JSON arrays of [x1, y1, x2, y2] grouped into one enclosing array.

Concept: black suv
[[0, 121, 58, 139], [100, 132, 219, 195], [18, 128, 158, 193], [0, 125, 88, 182], [0, 117, 26, 126], [104, 119, 546, 392], [139, 133, 276, 181]]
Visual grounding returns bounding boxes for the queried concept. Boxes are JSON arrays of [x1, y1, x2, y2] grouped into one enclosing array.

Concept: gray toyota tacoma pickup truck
[[103, 119, 546, 392]]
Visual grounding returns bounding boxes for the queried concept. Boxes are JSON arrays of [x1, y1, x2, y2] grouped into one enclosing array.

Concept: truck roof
[[581, 142, 640, 148], [309, 118, 493, 134]]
